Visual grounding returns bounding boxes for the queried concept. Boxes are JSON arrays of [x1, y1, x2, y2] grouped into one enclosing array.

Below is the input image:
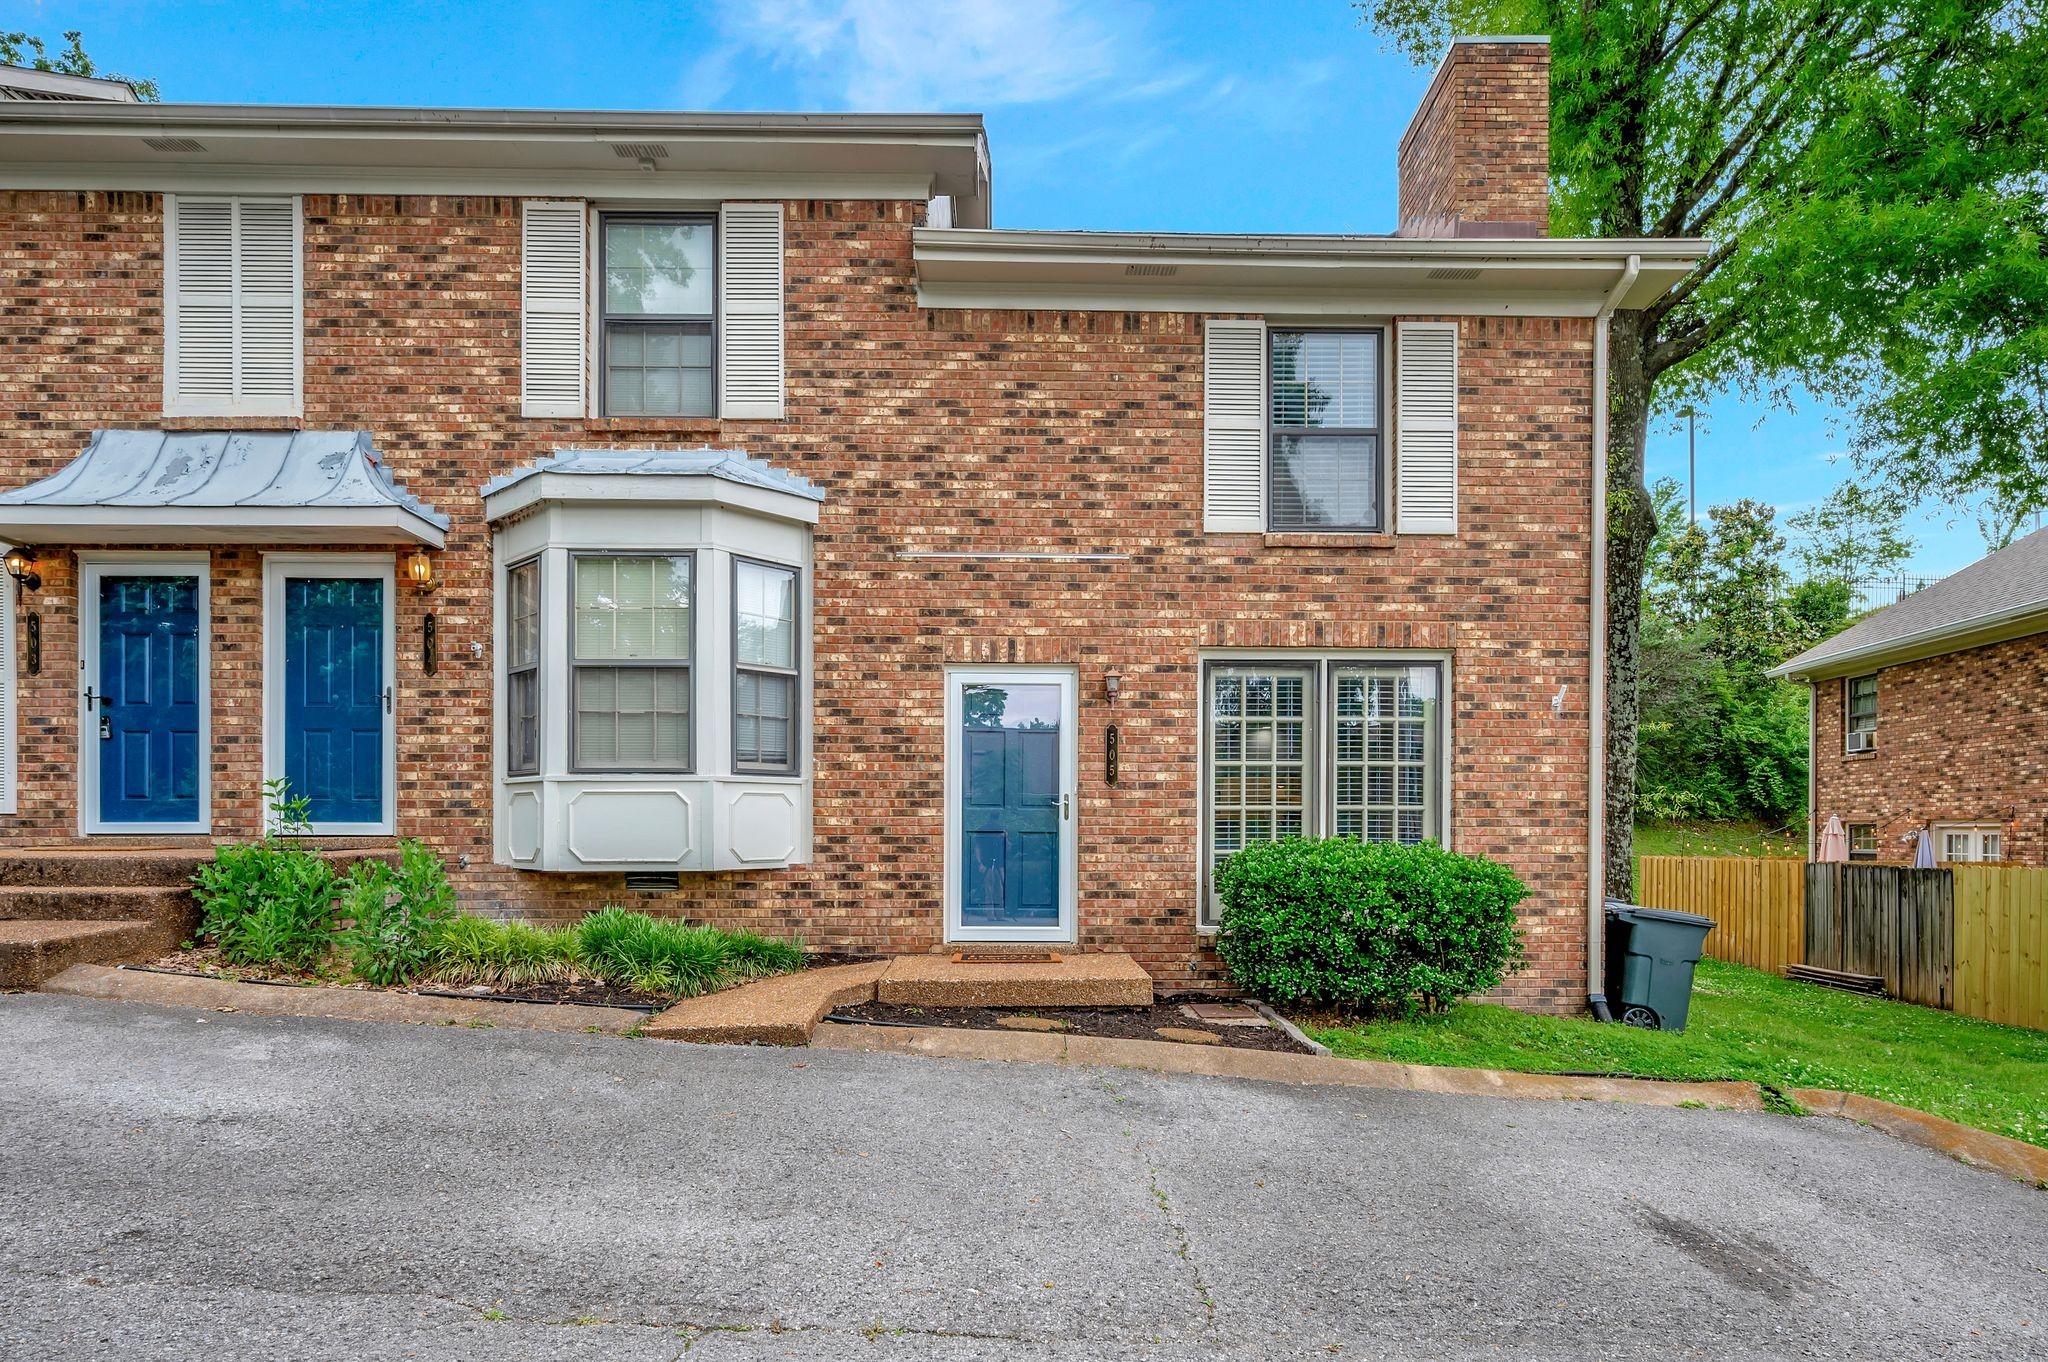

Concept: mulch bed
[[828, 994, 1312, 1053]]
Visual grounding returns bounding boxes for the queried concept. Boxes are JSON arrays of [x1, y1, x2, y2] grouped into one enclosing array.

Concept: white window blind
[[1394, 321, 1459, 535], [165, 195, 302, 417], [1203, 318, 1268, 532], [717, 202, 786, 420], [521, 200, 589, 418]]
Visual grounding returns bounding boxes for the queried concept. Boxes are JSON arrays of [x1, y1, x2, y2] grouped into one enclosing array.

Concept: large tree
[[1359, 0, 2048, 895]]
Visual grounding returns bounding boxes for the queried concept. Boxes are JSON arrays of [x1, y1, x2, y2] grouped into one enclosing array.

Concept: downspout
[[1805, 682, 1817, 859], [1586, 252, 1640, 1023]]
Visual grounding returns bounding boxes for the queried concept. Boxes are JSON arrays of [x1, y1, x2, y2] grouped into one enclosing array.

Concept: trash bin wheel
[[1620, 1004, 1660, 1029]]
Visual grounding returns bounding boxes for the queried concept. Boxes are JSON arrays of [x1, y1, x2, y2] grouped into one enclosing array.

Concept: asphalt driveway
[[1, 994, 2043, 1361]]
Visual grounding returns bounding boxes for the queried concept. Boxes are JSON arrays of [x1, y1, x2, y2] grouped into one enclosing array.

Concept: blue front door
[[959, 681, 1065, 931], [97, 575, 202, 826], [283, 577, 386, 826]]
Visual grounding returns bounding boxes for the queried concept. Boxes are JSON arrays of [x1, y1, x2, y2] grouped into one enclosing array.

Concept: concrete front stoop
[[0, 851, 204, 987]]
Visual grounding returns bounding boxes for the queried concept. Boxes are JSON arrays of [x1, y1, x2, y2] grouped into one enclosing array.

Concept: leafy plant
[[191, 779, 337, 971], [573, 906, 805, 997], [338, 841, 457, 986], [429, 916, 580, 988], [1213, 837, 1528, 1015]]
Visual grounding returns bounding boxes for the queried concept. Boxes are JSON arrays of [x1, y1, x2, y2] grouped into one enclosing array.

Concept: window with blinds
[[1269, 330, 1383, 531], [571, 554, 694, 772], [1203, 657, 1446, 925], [505, 559, 541, 776], [733, 559, 799, 773], [164, 195, 302, 417]]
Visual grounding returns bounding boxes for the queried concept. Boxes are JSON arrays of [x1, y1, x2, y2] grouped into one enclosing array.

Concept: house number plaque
[[1105, 723, 1120, 785]]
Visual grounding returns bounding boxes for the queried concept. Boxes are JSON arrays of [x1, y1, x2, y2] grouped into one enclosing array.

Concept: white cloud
[[704, 0, 1143, 109]]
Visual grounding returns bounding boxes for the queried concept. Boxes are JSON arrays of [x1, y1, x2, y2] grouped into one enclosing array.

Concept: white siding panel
[[1203, 318, 1268, 532], [718, 202, 785, 420], [1395, 321, 1459, 535], [520, 200, 589, 418]]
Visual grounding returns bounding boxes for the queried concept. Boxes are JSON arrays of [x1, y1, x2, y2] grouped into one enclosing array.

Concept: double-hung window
[[571, 554, 693, 771], [1269, 330, 1384, 531], [733, 559, 799, 773], [505, 559, 541, 776], [1204, 657, 1444, 924], [1847, 823, 1877, 861], [601, 216, 715, 417], [1845, 675, 1878, 753]]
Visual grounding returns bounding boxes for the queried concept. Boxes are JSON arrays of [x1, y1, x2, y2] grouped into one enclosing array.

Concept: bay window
[[1204, 656, 1445, 924], [506, 558, 540, 776]]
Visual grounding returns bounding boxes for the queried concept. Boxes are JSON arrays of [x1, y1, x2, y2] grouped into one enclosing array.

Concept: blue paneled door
[[97, 575, 202, 826], [959, 680, 1066, 931], [283, 577, 387, 826]]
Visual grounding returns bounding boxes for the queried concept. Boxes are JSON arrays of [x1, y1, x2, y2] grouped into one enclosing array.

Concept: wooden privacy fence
[[1634, 855, 2048, 1031], [1637, 856, 1804, 975]]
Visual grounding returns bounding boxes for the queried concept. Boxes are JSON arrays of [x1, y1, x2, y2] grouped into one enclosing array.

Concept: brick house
[[1777, 529, 2048, 867], [0, 38, 1697, 1008]]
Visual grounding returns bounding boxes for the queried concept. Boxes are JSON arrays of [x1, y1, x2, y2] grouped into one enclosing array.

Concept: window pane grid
[[601, 215, 714, 417], [733, 560, 800, 773], [574, 555, 692, 662], [1208, 668, 1310, 859], [1333, 667, 1437, 846]]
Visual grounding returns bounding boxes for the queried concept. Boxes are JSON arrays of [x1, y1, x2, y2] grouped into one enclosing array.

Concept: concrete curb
[[641, 961, 888, 1045], [1789, 1087, 2048, 1187], [810, 1021, 1764, 1110], [38, 964, 643, 1035]]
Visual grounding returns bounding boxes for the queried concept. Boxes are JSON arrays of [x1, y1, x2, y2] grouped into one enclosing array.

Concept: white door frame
[[942, 666, 1078, 943], [77, 551, 212, 836], [262, 553, 397, 836]]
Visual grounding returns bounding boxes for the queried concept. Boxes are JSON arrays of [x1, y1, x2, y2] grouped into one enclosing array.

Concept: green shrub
[[573, 906, 805, 997], [338, 840, 457, 986], [192, 779, 338, 971], [429, 915, 579, 988], [1213, 838, 1529, 1015]]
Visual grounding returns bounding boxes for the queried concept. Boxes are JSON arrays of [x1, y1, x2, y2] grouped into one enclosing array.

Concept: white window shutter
[[718, 202, 785, 420], [1395, 321, 1459, 535], [165, 195, 301, 417], [521, 201, 588, 418], [1203, 319, 1268, 532], [0, 545, 14, 814]]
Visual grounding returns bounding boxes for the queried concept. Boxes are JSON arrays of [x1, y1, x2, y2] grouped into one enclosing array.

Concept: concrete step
[[643, 961, 891, 1046], [0, 849, 211, 888], [876, 952, 1153, 1008], [0, 885, 197, 927], [0, 920, 168, 988]]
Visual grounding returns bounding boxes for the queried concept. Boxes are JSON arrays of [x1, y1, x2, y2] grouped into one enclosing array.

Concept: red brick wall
[[0, 190, 1597, 1007], [1810, 636, 2048, 865], [1397, 39, 1552, 237]]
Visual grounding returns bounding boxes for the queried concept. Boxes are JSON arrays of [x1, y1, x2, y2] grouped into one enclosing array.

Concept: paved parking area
[[2, 993, 2044, 1360]]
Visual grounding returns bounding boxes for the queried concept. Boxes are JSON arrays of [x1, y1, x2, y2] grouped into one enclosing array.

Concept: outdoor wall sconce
[[5, 545, 41, 675], [404, 548, 438, 676], [1103, 670, 1121, 705]]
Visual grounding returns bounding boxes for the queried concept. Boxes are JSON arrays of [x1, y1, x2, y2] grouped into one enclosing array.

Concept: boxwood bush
[[1213, 837, 1528, 1015]]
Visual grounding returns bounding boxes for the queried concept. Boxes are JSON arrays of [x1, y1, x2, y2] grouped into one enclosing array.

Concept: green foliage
[[573, 906, 802, 997], [337, 841, 458, 986], [1212, 838, 1528, 1015], [1307, 957, 2048, 1149], [191, 780, 337, 971], [0, 29, 159, 99], [430, 916, 580, 987]]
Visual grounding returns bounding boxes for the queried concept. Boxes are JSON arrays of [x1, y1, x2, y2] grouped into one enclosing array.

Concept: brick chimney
[[1396, 36, 1551, 238]]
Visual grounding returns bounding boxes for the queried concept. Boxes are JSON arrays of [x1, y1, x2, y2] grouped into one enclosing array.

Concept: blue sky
[[12, 0, 1988, 575]]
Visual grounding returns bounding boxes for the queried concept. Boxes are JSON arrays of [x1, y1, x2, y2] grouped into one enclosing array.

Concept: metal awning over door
[[0, 430, 448, 546]]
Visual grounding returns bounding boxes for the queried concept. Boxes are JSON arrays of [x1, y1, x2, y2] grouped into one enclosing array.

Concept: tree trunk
[[1603, 310, 1658, 902]]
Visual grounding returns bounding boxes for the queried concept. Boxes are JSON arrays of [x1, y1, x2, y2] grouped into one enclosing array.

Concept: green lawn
[[1632, 819, 1805, 860], [1304, 958, 2048, 1148]]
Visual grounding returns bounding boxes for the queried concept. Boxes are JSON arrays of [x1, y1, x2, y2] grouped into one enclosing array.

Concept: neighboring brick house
[[1778, 529, 2048, 868], [0, 37, 1698, 1008]]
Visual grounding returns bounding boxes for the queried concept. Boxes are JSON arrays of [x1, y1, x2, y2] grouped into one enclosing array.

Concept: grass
[[1303, 958, 2048, 1149], [1632, 819, 1805, 860]]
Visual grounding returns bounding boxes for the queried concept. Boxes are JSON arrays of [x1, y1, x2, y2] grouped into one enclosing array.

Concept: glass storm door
[[949, 671, 1076, 940], [95, 575, 202, 827], [282, 577, 388, 827]]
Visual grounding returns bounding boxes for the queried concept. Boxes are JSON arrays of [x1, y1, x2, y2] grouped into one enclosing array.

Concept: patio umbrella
[[1816, 815, 1849, 863], [1912, 827, 1937, 869]]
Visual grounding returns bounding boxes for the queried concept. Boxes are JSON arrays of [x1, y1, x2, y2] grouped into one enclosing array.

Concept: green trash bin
[[1604, 900, 1715, 1031]]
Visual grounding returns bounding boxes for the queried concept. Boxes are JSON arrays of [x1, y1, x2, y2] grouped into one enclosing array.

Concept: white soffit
[[911, 229, 1700, 314]]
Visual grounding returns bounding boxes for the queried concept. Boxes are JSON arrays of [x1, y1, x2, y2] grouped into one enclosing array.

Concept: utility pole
[[1677, 404, 1701, 526]]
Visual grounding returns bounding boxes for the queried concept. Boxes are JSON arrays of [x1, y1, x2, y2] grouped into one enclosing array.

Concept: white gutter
[[1769, 597, 2048, 681], [1587, 252, 1640, 1015]]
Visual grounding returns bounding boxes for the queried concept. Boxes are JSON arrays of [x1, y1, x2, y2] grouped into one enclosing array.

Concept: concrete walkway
[[3, 992, 2045, 1361]]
